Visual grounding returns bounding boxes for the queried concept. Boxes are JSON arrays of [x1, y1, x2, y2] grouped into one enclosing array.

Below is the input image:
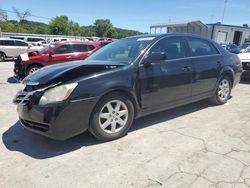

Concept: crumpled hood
[[23, 60, 126, 86]]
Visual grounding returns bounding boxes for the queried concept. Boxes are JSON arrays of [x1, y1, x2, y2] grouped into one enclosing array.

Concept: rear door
[[139, 36, 193, 109], [186, 37, 223, 98]]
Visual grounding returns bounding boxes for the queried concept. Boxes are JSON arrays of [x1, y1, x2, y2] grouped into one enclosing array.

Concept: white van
[[10, 36, 46, 46]]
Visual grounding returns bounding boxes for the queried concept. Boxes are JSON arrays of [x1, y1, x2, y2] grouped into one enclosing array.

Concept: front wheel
[[89, 92, 135, 141], [209, 76, 232, 105], [26, 65, 42, 75]]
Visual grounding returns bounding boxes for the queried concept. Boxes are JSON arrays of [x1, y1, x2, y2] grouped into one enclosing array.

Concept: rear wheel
[[26, 65, 42, 75], [89, 92, 135, 141], [209, 76, 232, 105], [0, 52, 6, 62]]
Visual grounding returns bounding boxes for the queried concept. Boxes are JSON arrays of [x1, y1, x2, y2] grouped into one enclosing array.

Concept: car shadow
[[7, 76, 21, 84], [2, 100, 212, 159]]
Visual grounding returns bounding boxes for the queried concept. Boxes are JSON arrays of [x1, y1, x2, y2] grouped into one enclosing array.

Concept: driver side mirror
[[143, 52, 166, 66]]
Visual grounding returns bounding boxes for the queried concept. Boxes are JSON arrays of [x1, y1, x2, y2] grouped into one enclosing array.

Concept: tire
[[26, 64, 42, 75], [209, 76, 232, 105], [89, 92, 135, 141], [0, 52, 6, 62]]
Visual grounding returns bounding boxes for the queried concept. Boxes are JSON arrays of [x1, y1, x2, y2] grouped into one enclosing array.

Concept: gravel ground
[[0, 61, 250, 188]]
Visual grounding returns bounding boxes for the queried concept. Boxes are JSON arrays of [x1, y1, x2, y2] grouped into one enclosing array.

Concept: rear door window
[[71, 44, 89, 52], [187, 37, 219, 56], [53, 45, 72, 54]]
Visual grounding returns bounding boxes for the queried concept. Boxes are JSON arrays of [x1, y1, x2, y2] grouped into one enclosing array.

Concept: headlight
[[39, 83, 78, 105]]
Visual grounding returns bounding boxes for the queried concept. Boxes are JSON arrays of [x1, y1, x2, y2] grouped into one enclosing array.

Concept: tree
[[49, 16, 70, 35], [68, 21, 81, 36], [0, 9, 8, 21], [94, 19, 113, 37], [105, 27, 118, 38], [12, 7, 31, 23]]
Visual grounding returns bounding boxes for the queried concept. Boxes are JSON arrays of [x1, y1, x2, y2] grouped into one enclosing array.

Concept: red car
[[14, 41, 101, 78]]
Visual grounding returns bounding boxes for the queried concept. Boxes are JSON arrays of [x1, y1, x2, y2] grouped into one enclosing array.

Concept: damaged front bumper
[[13, 56, 26, 79], [14, 88, 98, 140]]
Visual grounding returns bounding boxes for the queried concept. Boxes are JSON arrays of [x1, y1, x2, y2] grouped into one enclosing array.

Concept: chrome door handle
[[66, 56, 72, 59]]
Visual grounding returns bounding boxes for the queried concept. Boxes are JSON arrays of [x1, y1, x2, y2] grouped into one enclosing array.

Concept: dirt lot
[[0, 61, 250, 188]]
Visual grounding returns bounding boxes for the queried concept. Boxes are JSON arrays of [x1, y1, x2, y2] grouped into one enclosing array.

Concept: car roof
[[0, 38, 28, 42], [57, 41, 100, 45], [126, 33, 212, 41]]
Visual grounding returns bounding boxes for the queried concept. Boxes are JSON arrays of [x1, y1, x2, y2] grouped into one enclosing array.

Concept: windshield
[[38, 44, 54, 53], [87, 37, 155, 64]]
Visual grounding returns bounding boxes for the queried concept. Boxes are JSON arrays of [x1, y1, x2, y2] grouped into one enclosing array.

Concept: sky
[[1, 0, 250, 32]]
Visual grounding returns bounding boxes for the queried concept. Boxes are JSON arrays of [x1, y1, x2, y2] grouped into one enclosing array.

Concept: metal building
[[150, 20, 209, 37], [207, 23, 250, 46]]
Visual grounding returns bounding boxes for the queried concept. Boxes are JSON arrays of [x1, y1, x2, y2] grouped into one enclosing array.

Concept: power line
[[1, 9, 52, 20]]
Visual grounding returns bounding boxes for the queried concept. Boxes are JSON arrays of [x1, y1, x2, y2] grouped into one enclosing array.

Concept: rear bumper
[[17, 96, 98, 140]]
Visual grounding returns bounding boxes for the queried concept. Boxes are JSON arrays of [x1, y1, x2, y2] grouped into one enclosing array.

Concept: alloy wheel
[[29, 67, 39, 75], [218, 79, 230, 101], [98, 100, 129, 134]]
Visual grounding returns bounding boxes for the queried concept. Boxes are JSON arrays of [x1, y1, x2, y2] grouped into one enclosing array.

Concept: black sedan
[[14, 33, 242, 141]]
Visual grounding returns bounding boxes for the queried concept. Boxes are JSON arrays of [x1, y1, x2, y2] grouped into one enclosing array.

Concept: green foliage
[[49, 16, 70, 35], [0, 20, 50, 34], [94, 19, 113, 37], [105, 27, 118, 38], [0, 15, 143, 38]]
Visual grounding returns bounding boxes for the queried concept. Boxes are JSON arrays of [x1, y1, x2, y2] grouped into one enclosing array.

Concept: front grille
[[242, 62, 250, 70], [20, 119, 50, 132]]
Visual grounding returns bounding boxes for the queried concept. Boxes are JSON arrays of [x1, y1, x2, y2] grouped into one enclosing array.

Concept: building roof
[[207, 23, 250, 30], [150, 20, 207, 28]]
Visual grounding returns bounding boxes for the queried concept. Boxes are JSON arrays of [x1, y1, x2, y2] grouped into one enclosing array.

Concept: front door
[[49, 44, 74, 64], [139, 37, 193, 110]]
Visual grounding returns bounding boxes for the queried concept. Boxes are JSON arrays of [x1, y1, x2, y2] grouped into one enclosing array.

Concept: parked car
[[238, 47, 250, 71], [0, 38, 42, 62], [14, 41, 101, 77], [10, 36, 46, 46], [225, 44, 241, 54], [14, 33, 242, 141]]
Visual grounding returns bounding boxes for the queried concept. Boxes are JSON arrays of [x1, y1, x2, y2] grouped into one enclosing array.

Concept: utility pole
[[221, 0, 228, 23]]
